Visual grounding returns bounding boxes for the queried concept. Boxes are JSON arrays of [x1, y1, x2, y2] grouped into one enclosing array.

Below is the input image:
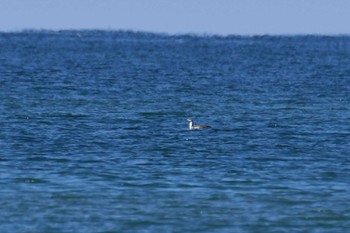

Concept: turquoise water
[[1, 31, 350, 232]]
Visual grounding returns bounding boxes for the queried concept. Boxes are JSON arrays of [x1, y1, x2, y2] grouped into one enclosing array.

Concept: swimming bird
[[187, 118, 211, 130]]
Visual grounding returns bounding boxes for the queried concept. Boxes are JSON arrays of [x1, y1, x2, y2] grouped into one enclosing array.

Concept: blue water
[[1, 31, 350, 232]]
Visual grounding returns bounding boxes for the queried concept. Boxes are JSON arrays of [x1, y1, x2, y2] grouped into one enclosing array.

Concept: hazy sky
[[1, 0, 349, 35]]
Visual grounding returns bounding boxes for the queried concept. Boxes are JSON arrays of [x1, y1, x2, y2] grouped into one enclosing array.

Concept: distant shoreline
[[0, 29, 350, 38]]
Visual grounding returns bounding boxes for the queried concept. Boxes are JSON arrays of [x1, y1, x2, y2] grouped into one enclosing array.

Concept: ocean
[[0, 31, 349, 232]]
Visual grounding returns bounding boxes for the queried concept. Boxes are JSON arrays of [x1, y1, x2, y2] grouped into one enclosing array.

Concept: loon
[[187, 118, 211, 130]]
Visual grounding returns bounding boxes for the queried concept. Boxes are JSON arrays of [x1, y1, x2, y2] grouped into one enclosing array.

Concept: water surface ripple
[[1, 31, 350, 232]]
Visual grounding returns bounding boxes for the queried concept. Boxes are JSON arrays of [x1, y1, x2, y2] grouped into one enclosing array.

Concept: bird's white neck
[[188, 121, 193, 130]]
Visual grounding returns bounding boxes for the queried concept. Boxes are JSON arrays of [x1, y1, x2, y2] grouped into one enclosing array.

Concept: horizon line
[[1, 28, 350, 37]]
